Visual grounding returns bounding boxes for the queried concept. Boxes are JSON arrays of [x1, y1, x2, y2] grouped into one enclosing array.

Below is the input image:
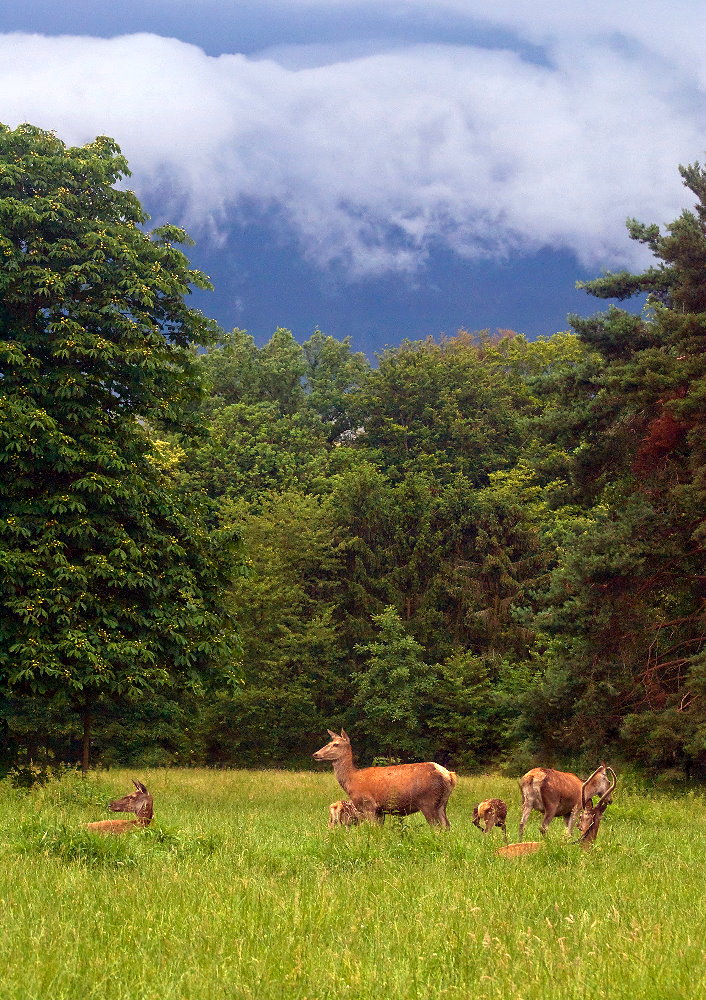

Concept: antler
[[593, 767, 617, 812], [580, 765, 603, 808]]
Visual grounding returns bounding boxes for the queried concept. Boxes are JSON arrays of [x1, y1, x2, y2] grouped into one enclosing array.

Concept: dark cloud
[[1, 2, 702, 350]]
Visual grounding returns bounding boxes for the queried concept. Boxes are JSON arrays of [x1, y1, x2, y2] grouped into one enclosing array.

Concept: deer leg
[[518, 801, 533, 841], [539, 807, 556, 836], [566, 806, 580, 837], [353, 798, 379, 824], [419, 803, 445, 827]]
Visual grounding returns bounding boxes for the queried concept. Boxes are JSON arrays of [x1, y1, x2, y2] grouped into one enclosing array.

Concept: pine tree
[[522, 160, 706, 769]]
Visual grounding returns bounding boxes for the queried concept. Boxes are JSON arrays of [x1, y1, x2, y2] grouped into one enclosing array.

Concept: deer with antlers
[[313, 730, 457, 828], [576, 767, 617, 847], [86, 780, 153, 835], [518, 763, 613, 840]]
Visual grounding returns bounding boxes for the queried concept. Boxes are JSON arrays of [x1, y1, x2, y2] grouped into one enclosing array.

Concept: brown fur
[[472, 798, 508, 841], [576, 767, 617, 848], [497, 841, 542, 858], [313, 730, 457, 828], [86, 780, 153, 836], [518, 764, 612, 840], [328, 800, 361, 828]]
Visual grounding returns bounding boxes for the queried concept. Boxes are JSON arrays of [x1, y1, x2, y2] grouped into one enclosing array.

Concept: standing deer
[[328, 800, 361, 828], [86, 780, 153, 835], [313, 729, 457, 828], [576, 767, 617, 847], [518, 763, 613, 840], [472, 798, 508, 842]]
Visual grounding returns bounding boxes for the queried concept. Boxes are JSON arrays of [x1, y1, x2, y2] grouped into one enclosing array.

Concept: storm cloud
[[1, 2, 704, 277]]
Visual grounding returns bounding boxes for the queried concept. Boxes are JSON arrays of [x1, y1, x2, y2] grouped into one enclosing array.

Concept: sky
[[1, 1, 705, 356]]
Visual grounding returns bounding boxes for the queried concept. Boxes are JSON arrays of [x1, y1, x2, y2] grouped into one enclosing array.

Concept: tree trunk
[[81, 700, 92, 775]]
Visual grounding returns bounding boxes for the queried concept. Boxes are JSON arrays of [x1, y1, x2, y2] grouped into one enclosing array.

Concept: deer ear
[[340, 728, 349, 741], [133, 780, 148, 793], [327, 729, 338, 739]]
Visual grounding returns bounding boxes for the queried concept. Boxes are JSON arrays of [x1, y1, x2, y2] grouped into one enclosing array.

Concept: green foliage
[[518, 159, 706, 769], [7, 120, 705, 777], [204, 685, 325, 767], [0, 123, 242, 764], [351, 332, 534, 484], [353, 606, 435, 759], [183, 328, 369, 505], [351, 609, 521, 768], [422, 652, 503, 768], [202, 492, 344, 764], [326, 463, 548, 669], [180, 326, 591, 766], [5, 748, 72, 788]]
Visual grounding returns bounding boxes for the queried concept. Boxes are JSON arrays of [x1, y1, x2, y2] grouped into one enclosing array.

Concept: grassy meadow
[[1, 767, 705, 1000]]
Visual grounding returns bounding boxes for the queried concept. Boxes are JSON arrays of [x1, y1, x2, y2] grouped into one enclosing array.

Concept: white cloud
[[0, 22, 703, 277]]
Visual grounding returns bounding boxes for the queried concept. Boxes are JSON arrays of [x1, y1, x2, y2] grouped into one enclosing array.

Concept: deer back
[[85, 818, 142, 835], [473, 798, 507, 830], [348, 761, 454, 812], [520, 767, 582, 816]]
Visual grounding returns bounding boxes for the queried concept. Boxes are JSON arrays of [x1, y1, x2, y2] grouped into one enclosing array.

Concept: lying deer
[[497, 841, 542, 858], [576, 766, 617, 848], [313, 729, 457, 828], [472, 798, 508, 842], [328, 800, 361, 828], [86, 780, 153, 835], [518, 763, 613, 840]]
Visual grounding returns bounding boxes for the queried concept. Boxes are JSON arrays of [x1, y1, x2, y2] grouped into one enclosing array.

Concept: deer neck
[[332, 746, 356, 793]]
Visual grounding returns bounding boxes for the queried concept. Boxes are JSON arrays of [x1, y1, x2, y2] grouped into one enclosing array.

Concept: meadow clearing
[[1, 767, 705, 1000]]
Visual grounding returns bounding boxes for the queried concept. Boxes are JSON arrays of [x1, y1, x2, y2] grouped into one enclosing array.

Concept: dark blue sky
[[185, 220, 601, 354], [3, 1, 701, 355]]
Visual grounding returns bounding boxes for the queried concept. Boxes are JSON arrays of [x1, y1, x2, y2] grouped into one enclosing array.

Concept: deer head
[[313, 729, 350, 762], [577, 767, 616, 845], [109, 780, 153, 822]]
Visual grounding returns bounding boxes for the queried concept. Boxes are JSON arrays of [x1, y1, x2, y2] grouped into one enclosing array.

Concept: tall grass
[[1, 768, 704, 1000]]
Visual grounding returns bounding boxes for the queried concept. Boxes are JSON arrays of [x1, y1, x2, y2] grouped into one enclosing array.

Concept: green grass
[[1, 767, 705, 1000]]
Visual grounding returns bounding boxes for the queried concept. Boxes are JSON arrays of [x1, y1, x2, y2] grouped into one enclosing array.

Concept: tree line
[[1, 123, 705, 778]]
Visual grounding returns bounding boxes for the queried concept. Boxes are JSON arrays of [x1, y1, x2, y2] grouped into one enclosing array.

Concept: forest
[[2, 123, 705, 780]]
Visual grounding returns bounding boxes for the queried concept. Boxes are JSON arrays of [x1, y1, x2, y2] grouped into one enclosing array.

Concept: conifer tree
[[353, 606, 434, 760], [522, 160, 706, 768]]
